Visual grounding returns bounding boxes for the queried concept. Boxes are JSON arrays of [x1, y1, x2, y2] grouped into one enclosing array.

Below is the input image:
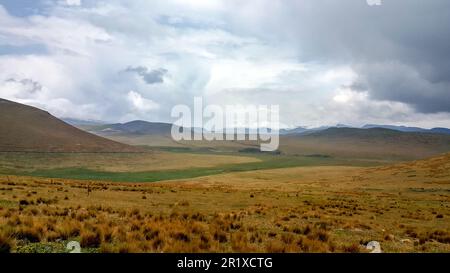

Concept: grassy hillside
[[279, 128, 450, 160], [0, 99, 138, 153]]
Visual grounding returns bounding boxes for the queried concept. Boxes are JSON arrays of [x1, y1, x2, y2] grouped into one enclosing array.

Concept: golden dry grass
[[0, 154, 449, 253]]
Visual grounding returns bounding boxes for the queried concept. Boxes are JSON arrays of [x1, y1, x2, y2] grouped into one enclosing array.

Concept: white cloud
[[170, 0, 224, 11], [318, 67, 357, 85], [333, 89, 366, 104], [205, 59, 305, 94], [127, 91, 160, 112], [0, 8, 111, 56], [65, 0, 82, 7]]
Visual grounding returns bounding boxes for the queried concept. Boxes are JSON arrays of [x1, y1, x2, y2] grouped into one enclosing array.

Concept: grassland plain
[[0, 151, 384, 182], [0, 151, 260, 173], [0, 153, 449, 253]]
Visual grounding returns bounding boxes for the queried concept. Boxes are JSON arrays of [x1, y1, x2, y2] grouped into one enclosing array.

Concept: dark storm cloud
[[351, 62, 450, 113], [125, 66, 168, 85], [332, 0, 450, 113], [5, 78, 42, 93], [252, 0, 450, 113]]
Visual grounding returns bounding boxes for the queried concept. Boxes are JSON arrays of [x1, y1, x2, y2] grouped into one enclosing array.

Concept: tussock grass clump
[[265, 240, 287, 253], [56, 221, 81, 239], [0, 233, 14, 253], [307, 230, 329, 242], [14, 226, 42, 243], [7, 215, 21, 226], [75, 210, 90, 222], [213, 230, 228, 243], [130, 221, 141, 232], [419, 230, 450, 244], [342, 243, 361, 253], [143, 226, 160, 241], [296, 236, 330, 252], [19, 199, 33, 206], [281, 233, 295, 244], [172, 231, 190, 242], [36, 197, 58, 205], [231, 232, 254, 252], [199, 234, 211, 250], [80, 230, 102, 248]]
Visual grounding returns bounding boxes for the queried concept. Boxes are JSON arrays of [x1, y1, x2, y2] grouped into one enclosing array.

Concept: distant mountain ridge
[[62, 117, 450, 137], [281, 124, 450, 135], [62, 118, 106, 127], [59, 115, 450, 160], [362, 124, 450, 134], [103, 120, 173, 135], [88, 120, 174, 136]]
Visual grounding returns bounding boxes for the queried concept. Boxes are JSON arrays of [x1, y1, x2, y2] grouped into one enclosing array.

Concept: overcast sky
[[1, 0, 450, 128]]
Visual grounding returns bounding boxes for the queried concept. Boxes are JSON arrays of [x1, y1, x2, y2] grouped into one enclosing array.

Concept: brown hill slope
[[280, 128, 450, 160], [355, 153, 450, 188], [372, 152, 450, 181], [0, 99, 139, 152]]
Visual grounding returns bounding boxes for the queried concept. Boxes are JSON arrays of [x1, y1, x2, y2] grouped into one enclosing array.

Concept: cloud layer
[[0, 0, 449, 128]]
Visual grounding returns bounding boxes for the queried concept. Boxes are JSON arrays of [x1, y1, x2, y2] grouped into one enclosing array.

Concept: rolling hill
[[280, 127, 450, 160], [362, 124, 450, 134], [84, 120, 183, 147], [92, 120, 173, 136], [0, 98, 139, 152], [375, 151, 450, 178]]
